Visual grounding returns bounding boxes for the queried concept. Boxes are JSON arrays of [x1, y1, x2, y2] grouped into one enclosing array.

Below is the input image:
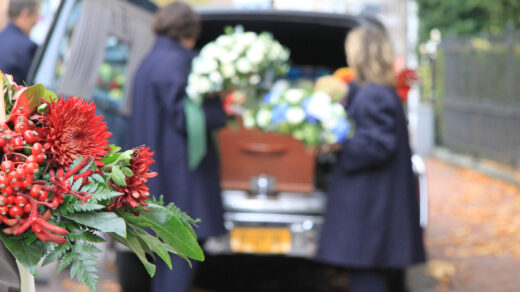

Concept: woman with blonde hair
[[316, 27, 426, 292]]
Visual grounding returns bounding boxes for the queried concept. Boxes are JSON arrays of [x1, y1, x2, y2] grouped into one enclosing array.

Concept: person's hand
[[318, 143, 342, 155]]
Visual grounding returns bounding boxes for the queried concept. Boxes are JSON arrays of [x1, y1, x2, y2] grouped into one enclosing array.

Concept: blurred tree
[[416, 0, 520, 43]]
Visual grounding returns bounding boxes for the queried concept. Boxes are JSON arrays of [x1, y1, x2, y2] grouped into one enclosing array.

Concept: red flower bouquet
[[0, 73, 203, 291]]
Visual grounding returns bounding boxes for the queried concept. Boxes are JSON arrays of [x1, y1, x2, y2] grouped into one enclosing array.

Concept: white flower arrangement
[[243, 86, 351, 147], [186, 26, 290, 104]]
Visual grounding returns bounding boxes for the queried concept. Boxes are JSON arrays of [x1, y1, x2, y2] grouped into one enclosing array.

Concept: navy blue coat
[[316, 84, 426, 268], [129, 36, 226, 240], [0, 23, 37, 84]]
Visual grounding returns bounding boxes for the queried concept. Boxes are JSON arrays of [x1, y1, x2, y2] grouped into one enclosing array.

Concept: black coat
[[0, 23, 37, 84], [316, 84, 426, 268], [129, 36, 226, 240]]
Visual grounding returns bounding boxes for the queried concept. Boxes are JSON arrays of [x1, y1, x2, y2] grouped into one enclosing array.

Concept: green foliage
[[42, 226, 108, 291], [0, 81, 205, 292], [58, 181, 121, 215], [111, 165, 126, 187], [43, 89, 58, 103], [101, 146, 135, 186], [416, 0, 520, 44], [0, 233, 45, 274], [112, 229, 156, 277], [63, 212, 126, 237], [130, 225, 172, 269], [118, 203, 204, 261], [81, 183, 122, 202], [57, 240, 100, 292], [59, 195, 105, 215]]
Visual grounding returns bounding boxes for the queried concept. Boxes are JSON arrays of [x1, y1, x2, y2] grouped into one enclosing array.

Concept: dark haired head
[[153, 2, 201, 42], [8, 0, 39, 19]]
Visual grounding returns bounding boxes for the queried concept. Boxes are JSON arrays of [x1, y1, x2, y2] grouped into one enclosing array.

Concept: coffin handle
[[239, 143, 288, 155]]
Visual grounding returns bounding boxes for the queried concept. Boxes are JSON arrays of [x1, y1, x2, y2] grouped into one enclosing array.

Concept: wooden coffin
[[218, 126, 316, 193]]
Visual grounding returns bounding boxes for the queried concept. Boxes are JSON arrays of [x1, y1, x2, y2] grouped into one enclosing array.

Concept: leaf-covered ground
[[425, 158, 520, 292]]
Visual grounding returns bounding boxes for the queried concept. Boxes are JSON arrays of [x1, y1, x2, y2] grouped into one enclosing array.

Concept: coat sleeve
[[202, 98, 227, 130], [153, 80, 227, 133], [338, 88, 398, 173], [152, 77, 188, 132]]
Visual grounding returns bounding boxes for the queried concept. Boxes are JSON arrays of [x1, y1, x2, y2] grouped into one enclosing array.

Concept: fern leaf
[[57, 251, 75, 273]]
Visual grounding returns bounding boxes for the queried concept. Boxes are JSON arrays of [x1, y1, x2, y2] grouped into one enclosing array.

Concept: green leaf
[[9, 84, 45, 119], [64, 212, 126, 237], [71, 177, 83, 192], [130, 225, 172, 269], [0, 233, 45, 274], [107, 145, 121, 156], [43, 89, 58, 103], [122, 167, 134, 177], [118, 150, 134, 167], [111, 231, 156, 277], [80, 230, 105, 243], [89, 174, 105, 184], [42, 243, 69, 267], [72, 201, 105, 213], [76, 243, 102, 254], [119, 203, 204, 261], [70, 259, 99, 292], [57, 251, 75, 273], [87, 183, 121, 202], [37, 103, 48, 113], [111, 165, 126, 187], [102, 153, 120, 165]]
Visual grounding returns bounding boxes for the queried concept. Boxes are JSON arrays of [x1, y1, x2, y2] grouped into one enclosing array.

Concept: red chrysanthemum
[[39, 97, 112, 168], [108, 146, 158, 211]]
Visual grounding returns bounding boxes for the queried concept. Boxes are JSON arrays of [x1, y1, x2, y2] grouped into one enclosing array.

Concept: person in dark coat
[[316, 27, 426, 292], [0, 0, 40, 84], [128, 3, 226, 292]]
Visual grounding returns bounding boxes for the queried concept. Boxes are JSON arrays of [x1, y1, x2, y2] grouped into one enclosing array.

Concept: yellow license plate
[[230, 227, 292, 254]]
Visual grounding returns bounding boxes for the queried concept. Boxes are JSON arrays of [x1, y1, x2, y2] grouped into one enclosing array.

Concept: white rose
[[285, 89, 304, 104], [246, 45, 265, 64], [249, 75, 261, 85], [286, 107, 305, 125], [216, 35, 234, 48], [237, 32, 257, 45], [209, 71, 223, 85], [186, 84, 199, 100], [193, 58, 218, 74], [201, 43, 220, 59], [306, 92, 332, 121], [242, 111, 256, 128], [323, 117, 338, 130], [194, 76, 212, 94], [236, 58, 252, 74], [221, 63, 236, 78], [332, 103, 346, 118], [256, 108, 272, 128], [269, 43, 283, 60], [220, 51, 239, 64]]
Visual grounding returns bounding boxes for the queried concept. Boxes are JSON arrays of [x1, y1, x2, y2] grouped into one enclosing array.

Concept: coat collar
[[5, 22, 25, 36], [153, 35, 192, 53]]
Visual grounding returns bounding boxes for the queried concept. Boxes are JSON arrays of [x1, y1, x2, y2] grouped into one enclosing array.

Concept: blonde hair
[[346, 27, 396, 87]]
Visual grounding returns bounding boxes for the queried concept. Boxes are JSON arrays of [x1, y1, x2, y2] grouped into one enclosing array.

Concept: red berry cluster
[[0, 107, 93, 244]]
